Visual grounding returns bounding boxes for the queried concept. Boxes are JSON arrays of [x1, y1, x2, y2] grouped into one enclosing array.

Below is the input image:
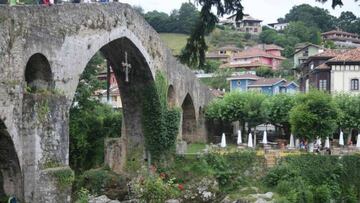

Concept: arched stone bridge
[[0, 3, 213, 202]]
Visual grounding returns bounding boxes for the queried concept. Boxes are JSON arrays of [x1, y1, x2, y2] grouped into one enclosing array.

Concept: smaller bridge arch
[[181, 93, 196, 143], [25, 53, 53, 91], [167, 85, 176, 108]]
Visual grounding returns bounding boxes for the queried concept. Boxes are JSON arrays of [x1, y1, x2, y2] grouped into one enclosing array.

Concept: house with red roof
[[322, 29, 360, 48], [221, 44, 285, 71], [299, 48, 360, 94], [227, 73, 298, 95]]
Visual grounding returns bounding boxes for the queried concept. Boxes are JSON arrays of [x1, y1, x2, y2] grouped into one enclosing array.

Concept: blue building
[[227, 73, 298, 95]]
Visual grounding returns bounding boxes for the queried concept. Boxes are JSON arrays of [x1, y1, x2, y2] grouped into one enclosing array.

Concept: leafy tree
[[289, 91, 339, 141], [336, 11, 360, 35], [144, 11, 171, 33], [334, 94, 360, 135], [200, 68, 232, 91], [256, 66, 274, 78], [263, 94, 296, 138], [284, 21, 321, 45], [179, 0, 244, 68], [69, 53, 122, 173], [173, 3, 200, 34], [201, 60, 221, 73], [205, 91, 267, 132], [284, 4, 336, 32]]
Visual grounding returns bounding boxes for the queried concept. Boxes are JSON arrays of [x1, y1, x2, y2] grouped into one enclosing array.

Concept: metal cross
[[122, 52, 132, 83]]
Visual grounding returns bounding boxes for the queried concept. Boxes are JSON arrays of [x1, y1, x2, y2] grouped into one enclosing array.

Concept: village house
[[298, 49, 348, 92], [95, 68, 123, 108], [298, 48, 360, 95], [227, 73, 298, 95], [268, 22, 289, 31], [221, 44, 285, 71], [322, 29, 360, 48], [293, 43, 324, 68], [222, 14, 262, 35], [205, 45, 242, 63], [327, 48, 360, 94]]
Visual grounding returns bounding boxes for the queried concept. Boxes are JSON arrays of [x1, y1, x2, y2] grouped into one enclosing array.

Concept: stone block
[[105, 138, 126, 174], [176, 141, 187, 154]]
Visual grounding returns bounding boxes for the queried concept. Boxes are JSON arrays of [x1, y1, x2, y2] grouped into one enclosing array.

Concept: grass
[[186, 143, 207, 154], [159, 33, 189, 56]]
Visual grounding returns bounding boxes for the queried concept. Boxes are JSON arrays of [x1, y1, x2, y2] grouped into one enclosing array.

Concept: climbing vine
[[142, 71, 181, 160]]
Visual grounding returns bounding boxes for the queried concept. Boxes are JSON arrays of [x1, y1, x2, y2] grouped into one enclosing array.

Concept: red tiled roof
[[310, 49, 349, 58], [232, 48, 285, 60], [327, 48, 360, 63], [314, 63, 331, 70], [248, 78, 285, 87], [322, 30, 359, 37], [221, 60, 272, 69]]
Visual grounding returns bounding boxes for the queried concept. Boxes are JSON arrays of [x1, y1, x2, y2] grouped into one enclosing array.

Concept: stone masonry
[[0, 3, 213, 202]]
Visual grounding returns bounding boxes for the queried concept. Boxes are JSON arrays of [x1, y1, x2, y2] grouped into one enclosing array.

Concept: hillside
[[159, 33, 189, 56]]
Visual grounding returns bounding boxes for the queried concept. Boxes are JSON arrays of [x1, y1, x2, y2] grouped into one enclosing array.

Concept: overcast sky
[[120, 0, 360, 24]]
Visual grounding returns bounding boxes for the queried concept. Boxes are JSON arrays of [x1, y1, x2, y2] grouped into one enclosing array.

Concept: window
[[254, 28, 258, 32], [351, 79, 359, 90], [319, 80, 327, 91], [303, 48, 309, 57]]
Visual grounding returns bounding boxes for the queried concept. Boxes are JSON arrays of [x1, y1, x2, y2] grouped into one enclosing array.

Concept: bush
[[74, 168, 128, 200]]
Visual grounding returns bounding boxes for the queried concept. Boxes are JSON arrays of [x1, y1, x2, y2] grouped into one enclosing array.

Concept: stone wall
[[0, 3, 213, 202]]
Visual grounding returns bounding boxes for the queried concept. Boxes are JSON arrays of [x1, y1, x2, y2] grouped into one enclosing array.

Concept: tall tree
[[179, 0, 244, 68], [284, 4, 336, 32]]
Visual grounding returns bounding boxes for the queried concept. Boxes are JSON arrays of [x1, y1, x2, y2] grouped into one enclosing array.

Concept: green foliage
[[200, 68, 232, 90], [74, 167, 127, 199], [142, 71, 181, 160], [208, 29, 246, 48], [200, 60, 221, 73], [205, 91, 267, 129], [265, 154, 360, 202], [289, 91, 338, 141], [284, 4, 335, 32], [262, 94, 296, 137], [51, 168, 75, 191], [179, 0, 244, 67], [74, 188, 90, 203], [334, 93, 360, 131], [256, 66, 274, 78], [131, 170, 180, 202], [144, 3, 199, 34], [69, 53, 122, 173], [336, 11, 360, 35]]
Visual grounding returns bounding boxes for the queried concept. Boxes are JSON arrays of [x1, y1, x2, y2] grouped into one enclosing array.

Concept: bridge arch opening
[[25, 53, 53, 92], [0, 120, 23, 201], [69, 37, 155, 174], [167, 85, 176, 108], [181, 93, 196, 143]]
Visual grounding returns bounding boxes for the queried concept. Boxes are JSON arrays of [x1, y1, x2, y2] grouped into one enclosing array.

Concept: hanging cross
[[122, 52, 132, 83]]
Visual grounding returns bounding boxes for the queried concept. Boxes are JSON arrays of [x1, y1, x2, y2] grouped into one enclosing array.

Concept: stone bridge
[[0, 3, 213, 202]]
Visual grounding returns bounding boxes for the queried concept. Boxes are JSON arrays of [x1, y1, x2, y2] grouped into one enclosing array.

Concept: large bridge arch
[[0, 3, 214, 202]]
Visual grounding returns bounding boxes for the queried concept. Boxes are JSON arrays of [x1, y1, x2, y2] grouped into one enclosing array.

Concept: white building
[[327, 48, 360, 94], [268, 22, 289, 31]]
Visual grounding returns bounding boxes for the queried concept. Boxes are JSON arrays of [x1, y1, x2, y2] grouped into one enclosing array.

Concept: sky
[[120, 0, 360, 24]]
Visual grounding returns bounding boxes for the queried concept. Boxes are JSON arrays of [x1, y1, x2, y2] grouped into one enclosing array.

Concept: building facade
[[221, 44, 285, 71], [223, 14, 262, 35], [322, 30, 360, 48], [293, 43, 324, 68], [227, 73, 298, 95], [268, 22, 289, 31], [298, 48, 360, 95]]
